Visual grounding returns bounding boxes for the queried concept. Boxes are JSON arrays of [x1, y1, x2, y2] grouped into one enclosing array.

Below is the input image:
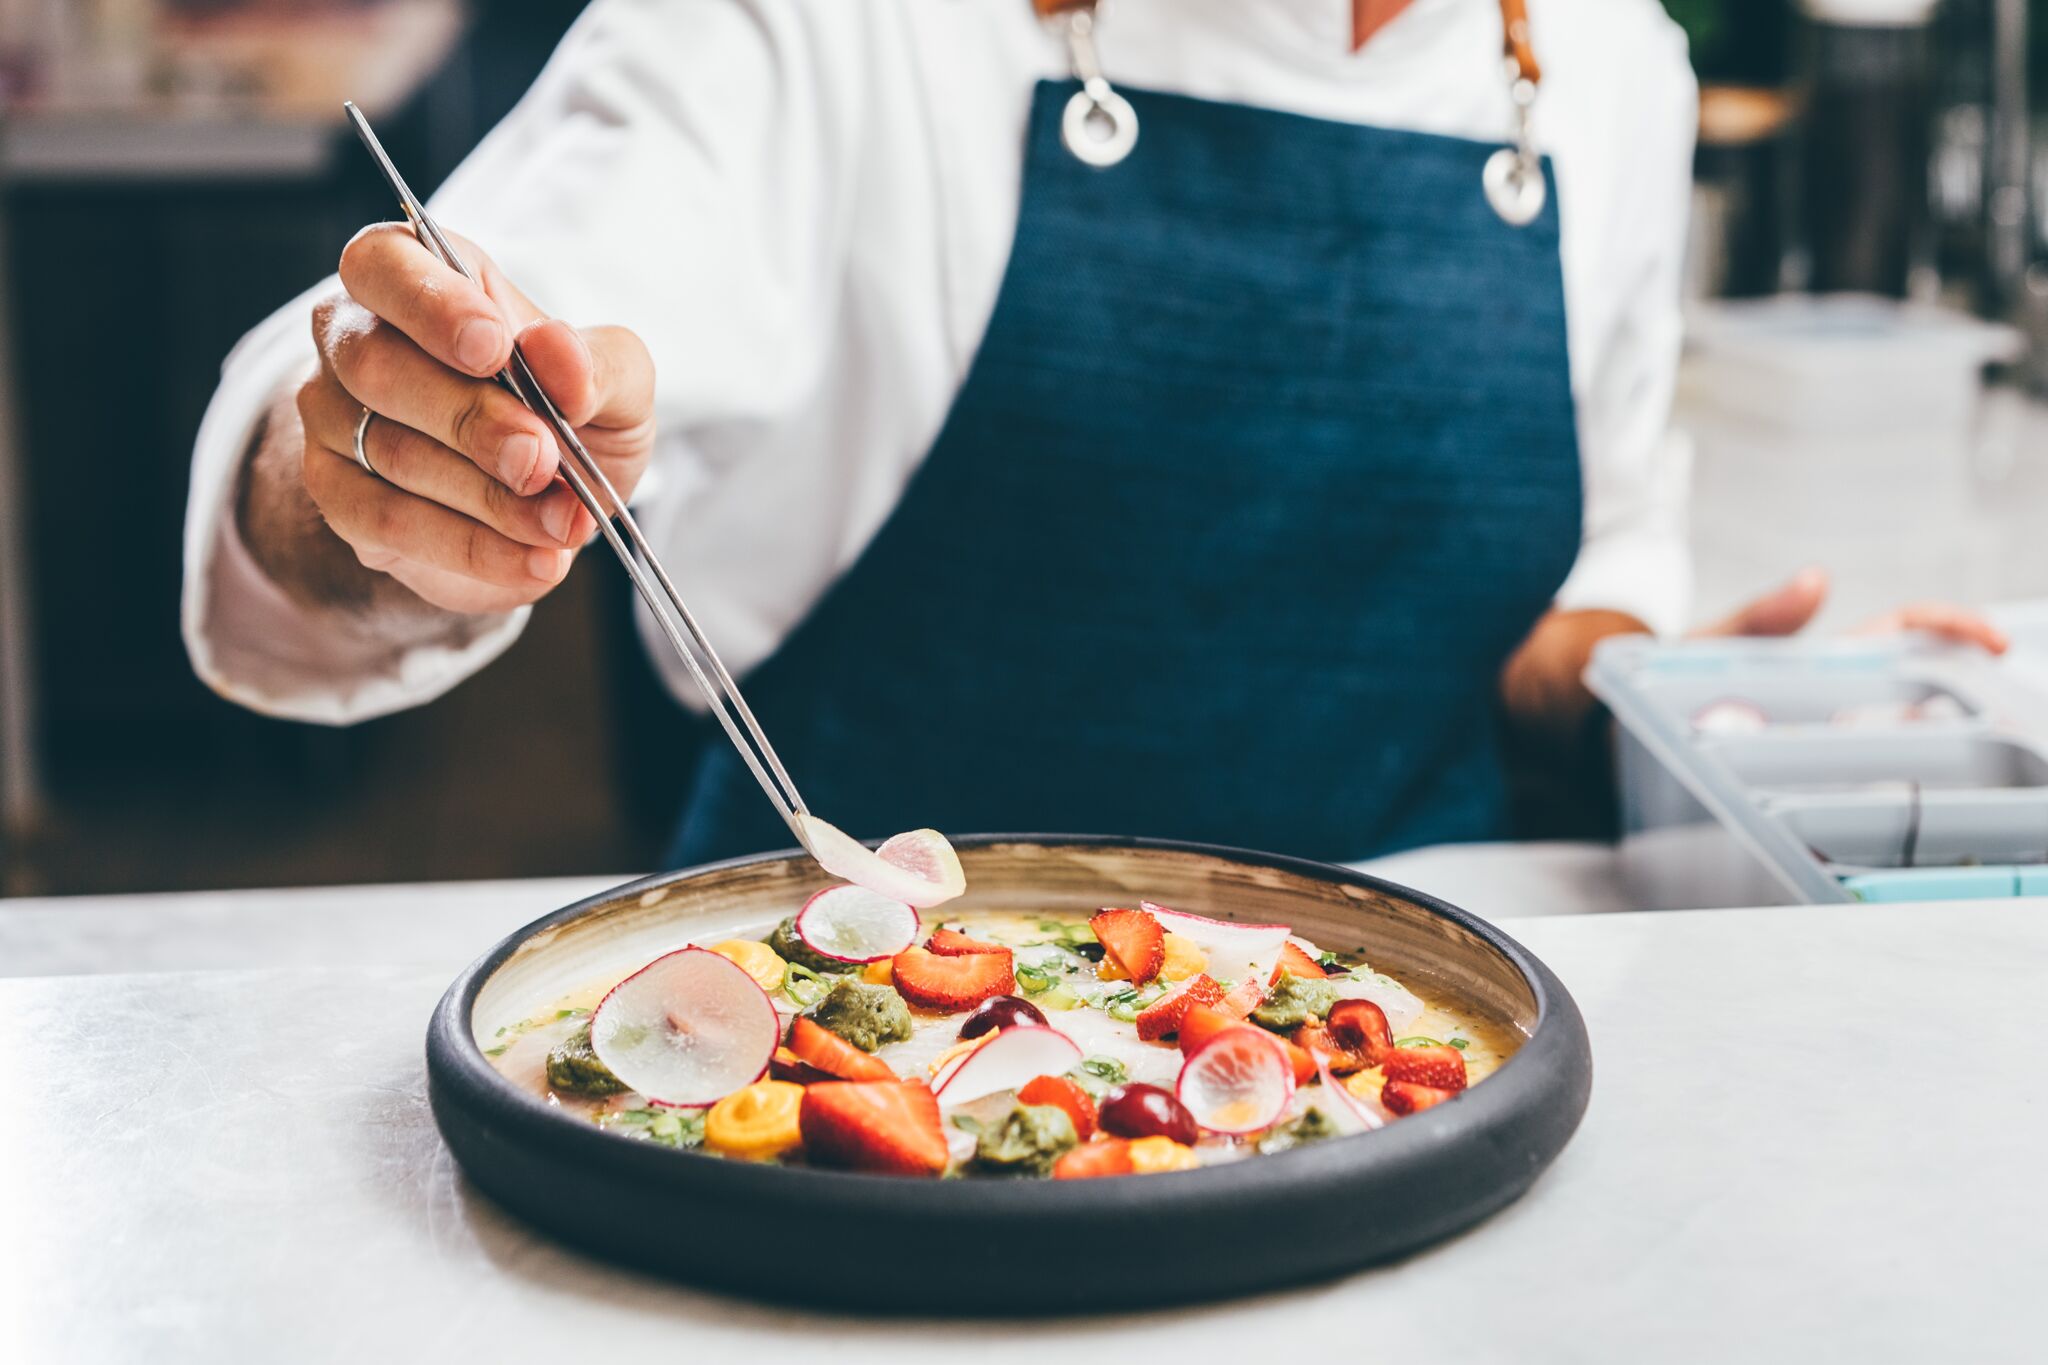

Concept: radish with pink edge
[[1315, 1055, 1388, 1134], [797, 817, 966, 910], [1140, 901, 1291, 988], [932, 1024, 1082, 1106], [589, 947, 779, 1108], [793, 885, 920, 963], [1176, 1025, 1296, 1134]]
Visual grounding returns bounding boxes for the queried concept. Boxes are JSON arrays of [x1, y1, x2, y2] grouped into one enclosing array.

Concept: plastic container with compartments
[[1586, 601, 2048, 908]]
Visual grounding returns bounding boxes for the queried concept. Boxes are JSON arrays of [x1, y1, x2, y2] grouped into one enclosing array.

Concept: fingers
[[302, 445, 573, 602], [314, 294, 559, 496], [1849, 604, 2010, 654], [1692, 566, 1830, 639], [339, 223, 513, 378], [516, 319, 656, 430], [297, 373, 588, 549]]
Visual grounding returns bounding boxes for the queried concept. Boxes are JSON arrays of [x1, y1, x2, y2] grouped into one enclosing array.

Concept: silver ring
[[352, 407, 380, 478]]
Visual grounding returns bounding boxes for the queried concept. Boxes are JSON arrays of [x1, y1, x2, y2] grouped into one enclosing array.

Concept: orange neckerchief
[[1032, 0, 1539, 76]]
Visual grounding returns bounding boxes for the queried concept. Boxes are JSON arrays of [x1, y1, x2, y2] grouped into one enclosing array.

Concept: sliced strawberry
[[889, 944, 1015, 1012], [1326, 998, 1394, 1069], [769, 1046, 837, 1086], [786, 1015, 897, 1082], [1276, 1034, 1316, 1086], [1017, 1073, 1098, 1141], [1052, 1138, 1134, 1180], [926, 926, 1008, 957], [1291, 1021, 1365, 1075], [1383, 1043, 1468, 1092], [1091, 907, 1166, 984], [1177, 1002, 1237, 1059], [1134, 973, 1225, 1042], [798, 1080, 949, 1175], [1218, 976, 1264, 1020], [1381, 1079, 1459, 1116], [1268, 940, 1327, 985]]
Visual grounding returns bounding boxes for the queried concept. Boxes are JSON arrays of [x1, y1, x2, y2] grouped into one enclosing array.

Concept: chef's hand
[[1500, 567, 2007, 752], [239, 223, 655, 617], [1691, 566, 2009, 654]]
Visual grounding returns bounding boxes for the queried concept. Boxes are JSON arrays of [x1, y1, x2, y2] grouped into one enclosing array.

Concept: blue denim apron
[[668, 80, 1582, 867]]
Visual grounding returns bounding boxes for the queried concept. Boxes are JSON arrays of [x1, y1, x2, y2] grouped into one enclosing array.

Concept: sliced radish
[[1140, 902, 1291, 988], [932, 1024, 1082, 1106], [793, 885, 920, 963], [797, 816, 966, 910], [1315, 1054, 1388, 1134], [589, 947, 778, 1107], [1176, 1025, 1296, 1135]]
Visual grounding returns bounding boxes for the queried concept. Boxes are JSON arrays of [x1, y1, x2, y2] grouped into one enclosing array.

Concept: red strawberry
[[787, 1015, 897, 1082], [1218, 976, 1264, 1020], [1326, 998, 1394, 1068], [1090, 907, 1165, 984], [926, 926, 1008, 957], [1381, 1080, 1459, 1116], [1134, 973, 1225, 1042], [1275, 1034, 1317, 1086], [1052, 1138, 1134, 1180], [1382, 1043, 1468, 1092], [769, 1046, 837, 1086], [1291, 1021, 1367, 1075], [889, 945, 1015, 1011], [798, 1080, 948, 1175], [1017, 1074, 1098, 1141], [1268, 940, 1327, 985], [1176, 1002, 1237, 1058]]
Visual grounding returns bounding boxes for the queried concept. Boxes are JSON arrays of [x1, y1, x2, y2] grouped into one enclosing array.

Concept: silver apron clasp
[[1060, 8, 1138, 168], [1483, 56, 1545, 227]]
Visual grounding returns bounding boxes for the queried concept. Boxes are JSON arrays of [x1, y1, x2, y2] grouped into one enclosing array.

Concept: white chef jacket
[[182, 0, 1698, 724]]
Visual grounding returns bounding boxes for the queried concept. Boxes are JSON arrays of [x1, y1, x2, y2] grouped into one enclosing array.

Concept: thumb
[[1693, 566, 1830, 638], [514, 319, 655, 431]]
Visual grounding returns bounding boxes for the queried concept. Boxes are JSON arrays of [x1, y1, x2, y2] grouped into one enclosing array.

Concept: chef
[[182, 0, 2003, 865]]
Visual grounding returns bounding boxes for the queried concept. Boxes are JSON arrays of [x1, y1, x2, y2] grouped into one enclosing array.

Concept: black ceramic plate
[[427, 835, 1591, 1312]]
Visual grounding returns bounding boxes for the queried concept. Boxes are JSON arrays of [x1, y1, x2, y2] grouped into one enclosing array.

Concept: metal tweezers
[[343, 103, 810, 846]]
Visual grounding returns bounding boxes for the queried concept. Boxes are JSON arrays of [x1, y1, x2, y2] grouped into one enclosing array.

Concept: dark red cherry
[[957, 994, 1048, 1041], [1097, 1082, 1199, 1145]]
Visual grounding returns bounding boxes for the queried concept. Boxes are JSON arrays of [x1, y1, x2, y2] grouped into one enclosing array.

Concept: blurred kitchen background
[[1, 0, 2046, 897]]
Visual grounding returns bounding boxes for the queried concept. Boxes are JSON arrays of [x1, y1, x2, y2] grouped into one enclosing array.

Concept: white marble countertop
[[1, 864, 2038, 1362]]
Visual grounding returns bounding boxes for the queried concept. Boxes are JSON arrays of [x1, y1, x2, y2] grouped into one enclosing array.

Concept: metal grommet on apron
[[1483, 0, 1546, 227], [1056, 3, 1136, 168]]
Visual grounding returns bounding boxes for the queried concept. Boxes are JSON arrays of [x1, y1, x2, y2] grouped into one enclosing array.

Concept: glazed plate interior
[[429, 836, 1591, 1312]]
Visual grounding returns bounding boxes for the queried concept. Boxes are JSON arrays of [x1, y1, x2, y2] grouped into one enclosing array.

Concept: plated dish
[[429, 836, 1589, 1309], [488, 882, 1517, 1179]]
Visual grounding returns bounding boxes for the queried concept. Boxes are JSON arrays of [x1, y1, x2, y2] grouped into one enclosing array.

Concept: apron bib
[[669, 78, 1582, 867]]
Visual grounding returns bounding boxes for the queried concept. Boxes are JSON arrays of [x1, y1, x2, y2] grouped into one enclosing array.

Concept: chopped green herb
[[600, 1106, 706, 1149], [1256, 1107, 1339, 1155], [1069, 1054, 1130, 1096], [1015, 963, 1058, 995], [483, 1043, 510, 1058], [1394, 1036, 1443, 1049], [782, 962, 831, 1008], [1448, 1038, 1470, 1051]]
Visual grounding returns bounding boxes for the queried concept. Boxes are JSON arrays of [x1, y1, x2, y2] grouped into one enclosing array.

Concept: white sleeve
[[181, 0, 864, 723], [1550, 9, 1698, 639]]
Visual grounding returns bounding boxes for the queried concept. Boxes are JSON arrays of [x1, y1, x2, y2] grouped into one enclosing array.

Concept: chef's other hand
[[1692, 566, 2009, 654], [243, 222, 655, 618]]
